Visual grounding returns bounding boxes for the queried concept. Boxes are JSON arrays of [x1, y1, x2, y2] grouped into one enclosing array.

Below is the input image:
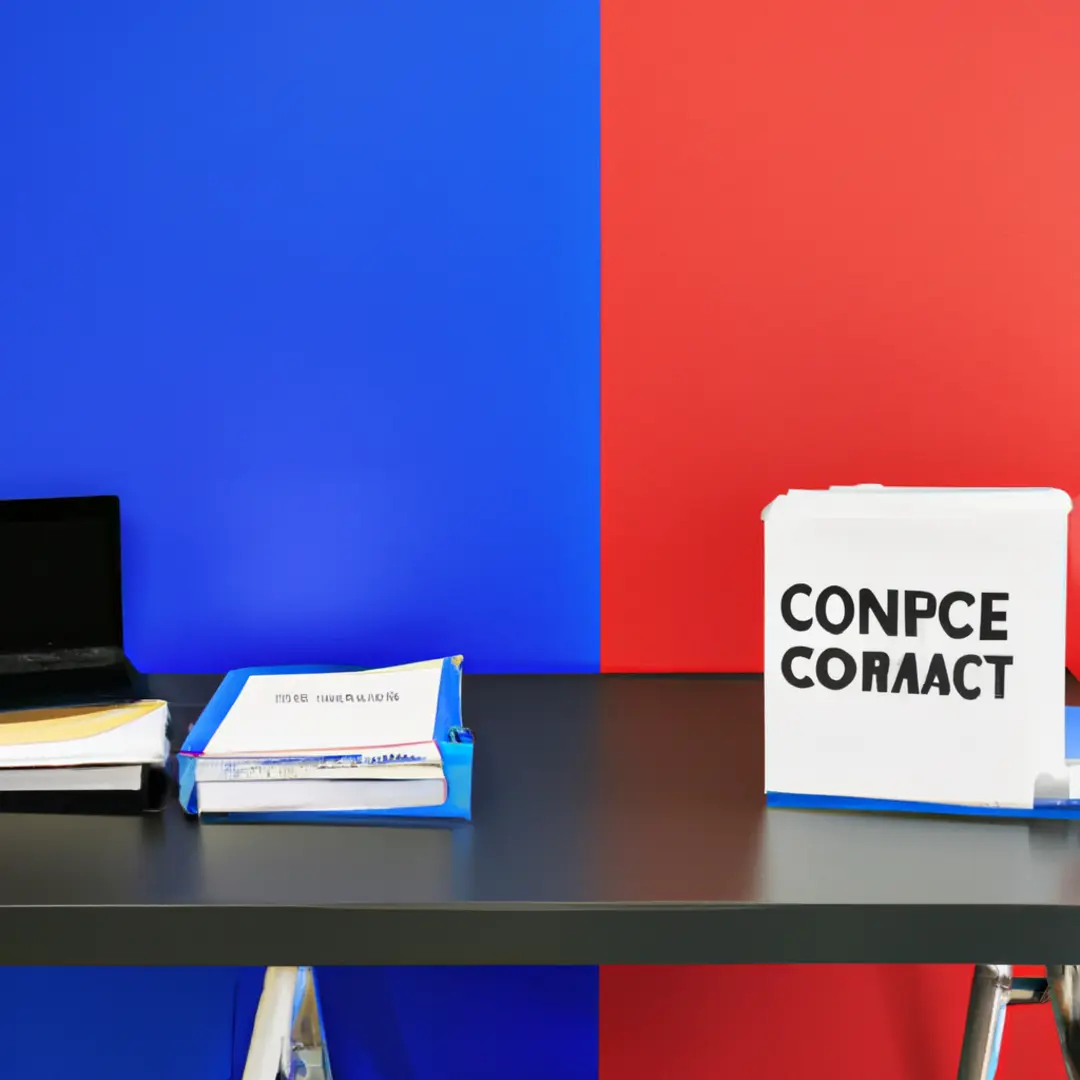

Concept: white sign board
[[763, 486, 1071, 809]]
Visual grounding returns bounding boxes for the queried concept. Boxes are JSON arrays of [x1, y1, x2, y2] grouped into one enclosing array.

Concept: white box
[[763, 486, 1072, 809]]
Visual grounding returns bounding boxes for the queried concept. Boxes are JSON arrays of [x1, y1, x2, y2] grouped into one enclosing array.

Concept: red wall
[[600, 966, 1061, 1079], [601, 0, 1080, 674], [600, 1, 1080, 1075]]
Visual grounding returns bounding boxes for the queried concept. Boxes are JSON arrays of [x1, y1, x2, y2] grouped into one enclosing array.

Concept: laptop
[[0, 495, 141, 708]]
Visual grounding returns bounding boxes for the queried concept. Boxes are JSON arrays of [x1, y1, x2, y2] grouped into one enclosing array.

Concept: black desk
[[3, 674, 1080, 965]]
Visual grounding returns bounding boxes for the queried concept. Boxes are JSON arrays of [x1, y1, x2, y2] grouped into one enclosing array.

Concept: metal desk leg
[[957, 965, 1014, 1080], [243, 966, 333, 1080], [1048, 965, 1080, 1079], [957, 965, 1051, 1080], [292, 966, 333, 1080]]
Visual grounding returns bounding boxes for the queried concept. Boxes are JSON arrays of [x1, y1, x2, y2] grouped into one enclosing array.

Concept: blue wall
[[317, 966, 600, 1080], [0, 6, 600, 1075], [0, 0, 600, 674], [0, 967, 263, 1079], [0, 966, 600, 1079]]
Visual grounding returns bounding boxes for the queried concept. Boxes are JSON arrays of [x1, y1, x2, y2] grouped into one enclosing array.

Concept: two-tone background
[[3, 0, 1080, 1076]]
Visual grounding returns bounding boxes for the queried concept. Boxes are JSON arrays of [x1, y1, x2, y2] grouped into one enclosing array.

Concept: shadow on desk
[[587, 675, 763, 901], [191, 817, 473, 905]]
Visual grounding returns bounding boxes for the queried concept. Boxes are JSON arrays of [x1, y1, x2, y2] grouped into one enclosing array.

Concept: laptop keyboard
[[0, 648, 122, 674]]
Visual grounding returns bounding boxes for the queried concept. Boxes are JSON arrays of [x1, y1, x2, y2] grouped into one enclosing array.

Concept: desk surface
[[3, 673, 1080, 964]]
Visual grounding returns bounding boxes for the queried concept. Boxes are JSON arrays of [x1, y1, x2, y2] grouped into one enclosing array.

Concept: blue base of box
[[766, 790, 1080, 819]]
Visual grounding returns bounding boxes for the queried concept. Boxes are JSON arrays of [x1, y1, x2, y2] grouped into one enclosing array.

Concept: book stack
[[179, 656, 473, 820], [0, 699, 171, 812]]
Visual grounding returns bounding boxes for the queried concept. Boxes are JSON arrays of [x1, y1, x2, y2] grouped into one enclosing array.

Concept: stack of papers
[[179, 657, 472, 818], [0, 699, 170, 809]]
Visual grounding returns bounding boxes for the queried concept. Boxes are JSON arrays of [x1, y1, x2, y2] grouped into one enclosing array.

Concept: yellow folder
[[0, 700, 166, 746]]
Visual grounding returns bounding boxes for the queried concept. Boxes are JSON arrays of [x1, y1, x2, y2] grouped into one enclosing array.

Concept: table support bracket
[[242, 966, 333, 1080], [957, 964, 1080, 1080]]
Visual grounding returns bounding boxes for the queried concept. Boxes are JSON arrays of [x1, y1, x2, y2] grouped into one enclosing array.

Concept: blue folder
[[766, 705, 1080, 819], [178, 657, 473, 822]]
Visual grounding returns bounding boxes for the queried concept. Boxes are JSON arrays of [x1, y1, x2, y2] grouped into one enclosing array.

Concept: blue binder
[[766, 705, 1080, 819], [178, 657, 473, 822]]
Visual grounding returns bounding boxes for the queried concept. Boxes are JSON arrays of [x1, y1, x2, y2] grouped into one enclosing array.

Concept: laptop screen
[[0, 497, 123, 654]]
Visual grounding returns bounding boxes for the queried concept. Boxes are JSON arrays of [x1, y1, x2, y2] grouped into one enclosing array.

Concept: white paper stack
[[0, 699, 170, 796]]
